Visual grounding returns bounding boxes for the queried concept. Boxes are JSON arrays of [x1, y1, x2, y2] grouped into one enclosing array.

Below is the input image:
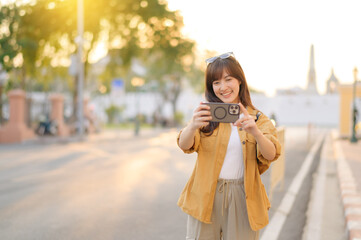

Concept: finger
[[234, 114, 253, 126], [195, 110, 212, 118], [197, 116, 212, 122], [200, 102, 211, 109], [239, 115, 256, 123], [194, 111, 212, 118], [195, 110, 211, 118], [238, 102, 250, 117], [199, 110, 211, 115], [233, 119, 242, 126], [239, 118, 250, 124], [244, 120, 257, 130], [196, 103, 211, 112], [201, 122, 210, 127], [244, 121, 254, 127]]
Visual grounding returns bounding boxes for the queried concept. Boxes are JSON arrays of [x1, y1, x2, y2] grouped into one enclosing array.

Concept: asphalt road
[[0, 126, 325, 240]]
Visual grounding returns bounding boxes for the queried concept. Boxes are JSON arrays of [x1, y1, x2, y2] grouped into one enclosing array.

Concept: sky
[[166, 0, 361, 96], [2, 0, 361, 96]]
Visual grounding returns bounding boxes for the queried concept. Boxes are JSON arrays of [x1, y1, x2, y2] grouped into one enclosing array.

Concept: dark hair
[[201, 56, 256, 135]]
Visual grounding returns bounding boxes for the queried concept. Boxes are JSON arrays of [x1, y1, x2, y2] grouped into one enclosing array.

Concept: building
[[305, 45, 319, 95], [326, 68, 340, 94]]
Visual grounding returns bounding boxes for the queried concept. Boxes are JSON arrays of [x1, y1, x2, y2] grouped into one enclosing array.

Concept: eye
[[226, 78, 232, 81], [213, 81, 220, 85]]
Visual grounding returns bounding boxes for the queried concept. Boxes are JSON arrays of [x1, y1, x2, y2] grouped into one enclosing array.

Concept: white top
[[218, 123, 244, 179]]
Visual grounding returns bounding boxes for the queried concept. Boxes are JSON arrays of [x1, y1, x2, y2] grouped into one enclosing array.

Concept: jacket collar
[[246, 106, 259, 116]]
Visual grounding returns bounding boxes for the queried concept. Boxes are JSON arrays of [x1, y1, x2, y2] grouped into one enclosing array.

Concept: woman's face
[[212, 69, 241, 104]]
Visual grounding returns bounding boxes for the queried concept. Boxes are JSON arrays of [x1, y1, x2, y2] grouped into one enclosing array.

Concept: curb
[[334, 132, 361, 240], [302, 132, 329, 240], [261, 133, 325, 240]]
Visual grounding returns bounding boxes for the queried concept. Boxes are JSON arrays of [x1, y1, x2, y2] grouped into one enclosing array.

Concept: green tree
[[0, 4, 21, 71], [1, 0, 197, 125], [0, 4, 21, 123]]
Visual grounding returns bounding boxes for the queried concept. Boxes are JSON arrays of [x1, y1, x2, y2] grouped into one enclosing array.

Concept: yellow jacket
[[177, 107, 282, 231]]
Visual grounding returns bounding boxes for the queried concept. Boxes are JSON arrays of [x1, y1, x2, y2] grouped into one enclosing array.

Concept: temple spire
[[306, 44, 318, 95]]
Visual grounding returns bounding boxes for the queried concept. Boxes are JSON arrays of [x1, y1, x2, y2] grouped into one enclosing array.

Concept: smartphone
[[203, 102, 240, 123]]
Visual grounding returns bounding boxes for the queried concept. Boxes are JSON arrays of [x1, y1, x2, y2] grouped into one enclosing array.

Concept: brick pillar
[[0, 89, 35, 143], [50, 94, 69, 137]]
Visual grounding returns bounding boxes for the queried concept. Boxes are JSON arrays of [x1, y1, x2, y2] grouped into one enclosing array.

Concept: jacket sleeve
[[176, 128, 201, 154], [256, 114, 282, 174]]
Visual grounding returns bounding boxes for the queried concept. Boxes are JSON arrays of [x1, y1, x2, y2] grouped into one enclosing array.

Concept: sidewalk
[[0, 127, 171, 147], [337, 136, 361, 240], [303, 131, 361, 240]]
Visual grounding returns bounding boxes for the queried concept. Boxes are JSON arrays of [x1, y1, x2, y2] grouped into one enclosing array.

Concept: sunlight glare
[[166, 0, 361, 96]]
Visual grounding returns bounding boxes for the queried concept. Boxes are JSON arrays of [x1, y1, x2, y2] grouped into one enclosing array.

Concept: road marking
[[302, 133, 331, 240], [260, 133, 325, 240]]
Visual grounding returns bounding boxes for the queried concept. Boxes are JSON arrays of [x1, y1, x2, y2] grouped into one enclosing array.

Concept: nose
[[219, 81, 226, 91]]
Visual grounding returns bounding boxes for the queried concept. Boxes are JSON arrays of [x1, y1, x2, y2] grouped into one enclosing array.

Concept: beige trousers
[[186, 179, 259, 240]]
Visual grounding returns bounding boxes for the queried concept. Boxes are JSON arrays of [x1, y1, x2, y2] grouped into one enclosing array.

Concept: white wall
[[252, 93, 339, 126], [90, 91, 340, 126], [176, 91, 340, 126], [16, 90, 339, 127]]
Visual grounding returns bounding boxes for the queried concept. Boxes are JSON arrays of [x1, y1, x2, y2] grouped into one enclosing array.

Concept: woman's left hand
[[233, 102, 262, 137]]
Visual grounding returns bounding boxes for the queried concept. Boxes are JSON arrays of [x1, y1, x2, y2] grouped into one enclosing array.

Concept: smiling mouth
[[221, 91, 232, 97]]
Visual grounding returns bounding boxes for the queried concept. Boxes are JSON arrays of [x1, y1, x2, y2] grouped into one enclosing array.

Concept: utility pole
[[77, 0, 84, 137]]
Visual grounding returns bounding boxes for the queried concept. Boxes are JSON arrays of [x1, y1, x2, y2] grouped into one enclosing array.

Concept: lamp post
[[351, 67, 358, 143], [131, 77, 145, 136]]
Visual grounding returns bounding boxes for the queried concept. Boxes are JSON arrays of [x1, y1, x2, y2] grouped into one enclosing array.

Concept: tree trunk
[[170, 78, 181, 127], [26, 77, 33, 127], [21, 66, 26, 90], [71, 75, 78, 122], [71, 55, 88, 123], [171, 99, 177, 126]]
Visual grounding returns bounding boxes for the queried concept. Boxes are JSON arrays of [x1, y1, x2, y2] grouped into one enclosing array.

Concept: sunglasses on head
[[205, 52, 235, 65]]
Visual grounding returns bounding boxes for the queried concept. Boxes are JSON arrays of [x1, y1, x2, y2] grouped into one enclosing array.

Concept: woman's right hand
[[178, 102, 211, 151], [190, 102, 212, 130]]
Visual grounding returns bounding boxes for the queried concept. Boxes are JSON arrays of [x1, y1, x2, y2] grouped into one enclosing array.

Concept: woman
[[177, 52, 281, 240]]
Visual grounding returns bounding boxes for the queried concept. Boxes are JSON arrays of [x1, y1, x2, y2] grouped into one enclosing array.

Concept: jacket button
[[242, 141, 246, 145]]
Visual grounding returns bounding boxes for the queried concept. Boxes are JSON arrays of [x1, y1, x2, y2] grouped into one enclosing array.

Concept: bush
[[174, 111, 184, 126], [105, 105, 124, 124]]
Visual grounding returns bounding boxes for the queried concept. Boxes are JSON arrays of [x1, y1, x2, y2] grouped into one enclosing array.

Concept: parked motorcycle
[[36, 115, 58, 136]]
